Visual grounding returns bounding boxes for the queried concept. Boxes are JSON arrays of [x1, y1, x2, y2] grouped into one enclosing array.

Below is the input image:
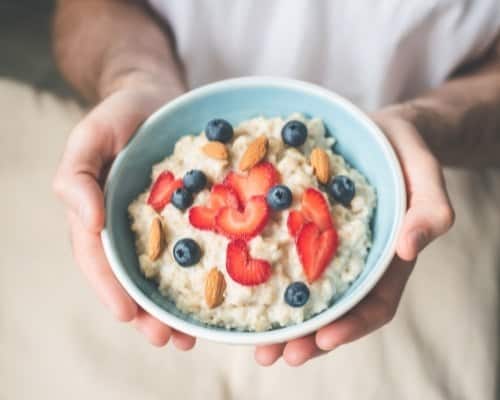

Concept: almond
[[148, 216, 165, 261], [239, 135, 268, 171], [202, 141, 229, 160], [310, 147, 330, 184], [204, 267, 226, 309]]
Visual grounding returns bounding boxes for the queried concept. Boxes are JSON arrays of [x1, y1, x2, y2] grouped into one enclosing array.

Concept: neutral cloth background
[[2, 2, 500, 399]]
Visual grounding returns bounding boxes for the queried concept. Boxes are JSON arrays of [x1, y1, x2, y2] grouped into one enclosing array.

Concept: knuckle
[[435, 204, 455, 231], [378, 299, 396, 324], [52, 174, 65, 198]]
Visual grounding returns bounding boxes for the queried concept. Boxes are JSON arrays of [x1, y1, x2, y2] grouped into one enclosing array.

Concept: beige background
[[1, 2, 500, 399]]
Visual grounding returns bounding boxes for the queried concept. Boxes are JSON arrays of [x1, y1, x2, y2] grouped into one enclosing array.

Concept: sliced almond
[[202, 141, 229, 160], [204, 267, 226, 309], [148, 216, 165, 261], [310, 147, 330, 184], [239, 135, 268, 171]]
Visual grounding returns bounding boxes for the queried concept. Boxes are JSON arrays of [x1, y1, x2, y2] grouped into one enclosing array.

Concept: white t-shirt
[[149, 0, 500, 111]]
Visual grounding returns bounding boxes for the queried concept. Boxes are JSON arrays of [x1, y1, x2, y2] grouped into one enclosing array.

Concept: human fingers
[[254, 343, 286, 366]]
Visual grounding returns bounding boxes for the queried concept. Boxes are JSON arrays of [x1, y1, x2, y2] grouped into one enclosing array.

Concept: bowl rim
[[101, 76, 406, 345]]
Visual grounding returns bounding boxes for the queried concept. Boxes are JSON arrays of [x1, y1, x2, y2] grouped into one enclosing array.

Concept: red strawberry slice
[[189, 184, 240, 230], [215, 196, 269, 240], [287, 210, 306, 237], [147, 171, 183, 212], [224, 162, 280, 204], [296, 222, 338, 283], [301, 188, 333, 231], [226, 240, 272, 286]]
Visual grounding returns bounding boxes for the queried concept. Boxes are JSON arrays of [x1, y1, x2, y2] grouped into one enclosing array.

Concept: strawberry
[[189, 184, 240, 230], [301, 188, 333, 231], [226, 240, 272, 286], [296, 222, 338, 283], [215, 196, 269, 240], [223, 162, 280, 204], [287, 210, 306, 237], [147, 171, 183, 212]]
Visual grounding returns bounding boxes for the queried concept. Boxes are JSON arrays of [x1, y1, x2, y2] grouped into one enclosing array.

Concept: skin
[[52, 0, 500, 365]]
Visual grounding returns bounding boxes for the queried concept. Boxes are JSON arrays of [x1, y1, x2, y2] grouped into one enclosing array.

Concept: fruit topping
[[284, 282, 310, 307], [328, 175, 355, 206], [183, 169, 207, 193], [147, 171, 183, 212], [206, 118, 234, 143], [216, 196, 269, 240], [287, 210, 306, 237], [171, 187, 194, 211], [296, 223, 338, 283], [226, 240, 272, 286], [301, 188, 333, 231], [173, 238, 202, 267], [266, 184, 292, 210], [224, 161, 280, 204], [281, 120, 308, 147]]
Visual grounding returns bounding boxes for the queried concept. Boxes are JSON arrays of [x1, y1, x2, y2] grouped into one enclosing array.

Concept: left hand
[[255, 108, 455, 366]]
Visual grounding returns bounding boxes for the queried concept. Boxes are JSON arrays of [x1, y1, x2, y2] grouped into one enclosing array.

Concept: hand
[[255, 108, 455, 366], [53, 80, 196, 349]]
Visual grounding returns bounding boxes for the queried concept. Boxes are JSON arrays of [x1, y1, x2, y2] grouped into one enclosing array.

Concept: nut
[[310, 147, 330, 184], [148, 216, 165, 261], [202, 141, 229, 160], [239, 135, 268, 171], [204, 267, 226, 309]]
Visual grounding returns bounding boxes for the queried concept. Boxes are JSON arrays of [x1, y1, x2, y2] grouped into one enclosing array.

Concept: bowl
[[101, 77, 405, 345]]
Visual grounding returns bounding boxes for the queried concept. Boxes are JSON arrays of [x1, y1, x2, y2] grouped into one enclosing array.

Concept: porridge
[[128, 114, 376, 331]]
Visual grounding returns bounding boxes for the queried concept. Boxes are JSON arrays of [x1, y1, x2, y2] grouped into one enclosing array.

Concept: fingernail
[[409, 230, 428, 254]]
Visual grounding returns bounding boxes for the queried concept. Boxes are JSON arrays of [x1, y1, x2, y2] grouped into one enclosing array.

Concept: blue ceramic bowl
[[101, 77, 405, 345]]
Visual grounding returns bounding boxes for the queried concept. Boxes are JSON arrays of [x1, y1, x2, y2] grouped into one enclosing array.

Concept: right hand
[[53, 80, 196, 349]]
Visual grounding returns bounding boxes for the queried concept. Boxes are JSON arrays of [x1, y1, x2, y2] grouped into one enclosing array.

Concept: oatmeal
[[128, 114, 376, 331]]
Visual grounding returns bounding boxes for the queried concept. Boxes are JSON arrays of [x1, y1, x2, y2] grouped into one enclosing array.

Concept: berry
[[266, 185, 292, 210], [284, 282, 310, 307], [171, 187, 194, 210], [224, 162, 280, 204], [215, 196, 269, 240], [287, 210, 306, 237], [147, 171, 183, 212], [328, 175, 355, 206], [281, 120, 308, 147], [301, 188, 333, 231], [183, 169, 207, 193], [189, 184, 240, 230], [226, 240, 271, 286], [173, 238, 202, 267], [205, 118, 234, 143], [296, 222, 338, 283]]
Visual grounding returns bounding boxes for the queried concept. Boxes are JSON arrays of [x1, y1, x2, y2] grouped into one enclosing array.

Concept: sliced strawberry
[[189, 184, 240, 230], [215, 196, 269, 240], [301, 188, 333, 231], [147, 171, 183, 212], [226, 240, 272, 286], [296, 222, 338, 283], [224, 162, 280, 204], [287, 210, 306, 237]]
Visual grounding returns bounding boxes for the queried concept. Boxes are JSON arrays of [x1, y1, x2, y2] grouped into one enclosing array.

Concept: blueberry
[[328, 175, 355, 206], [205, 118, 234, 143], [266, 184, 293, 210], [183, 169, 207, 193], [173, 238, 201, 267], [284, 282, 310, 307], [281, 120, 308, 147], [171, 187, 194, 210]]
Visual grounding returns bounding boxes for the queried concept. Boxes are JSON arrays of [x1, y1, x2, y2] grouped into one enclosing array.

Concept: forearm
[[392, 38, 500, 168], [53, 0, 185, 102]]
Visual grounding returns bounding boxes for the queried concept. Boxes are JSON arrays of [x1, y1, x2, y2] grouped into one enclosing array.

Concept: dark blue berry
[[281, 120, 308, 147], [284, 282, 310, 307], [205, 118, 234, 143], [266, 184, 293, 210], [183, 169, 207, 193], [171, 187, 193, 210], [328, 175, 355, 206], [173, 238, 201, 267]]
